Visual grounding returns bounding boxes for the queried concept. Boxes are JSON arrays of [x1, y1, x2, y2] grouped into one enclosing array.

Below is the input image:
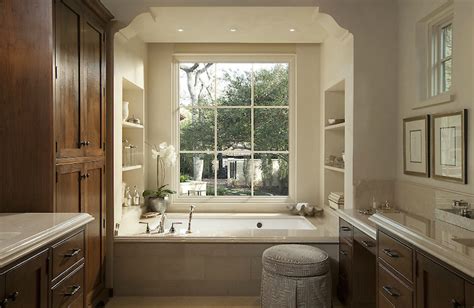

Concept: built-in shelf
[[325, 122, 345, 131], [122, 165, 142, 172], [122, 122, 144, 129], [324, 165, 345, 173]]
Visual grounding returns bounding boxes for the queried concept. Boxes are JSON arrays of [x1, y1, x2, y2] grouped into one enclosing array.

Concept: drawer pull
[[361, 240, 374, 248], [382, 248, 399, 258], [7, 292, 19, 302], [0, 298, 8, 307], [64, 248, 81, 258], [339, 250, 348, 256], [382, 285, 400, 297], [64, 285, 81, 297], [451, 299, 462, 308], [341, 226, 351, 232]]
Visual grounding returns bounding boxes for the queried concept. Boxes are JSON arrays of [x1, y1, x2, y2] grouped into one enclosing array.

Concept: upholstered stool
[[261, 244, 331, 308]]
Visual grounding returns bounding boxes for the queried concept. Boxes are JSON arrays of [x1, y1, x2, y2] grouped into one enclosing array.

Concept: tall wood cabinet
[[0, 0, 112, 306]]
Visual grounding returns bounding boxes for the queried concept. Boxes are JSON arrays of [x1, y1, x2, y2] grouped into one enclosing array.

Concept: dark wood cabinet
[[466, 282, 474, 308], [416, 253, 465, 308], [338, 218, 376, 308], [56, 163, 84, 213], [3, 250, 49, 308]]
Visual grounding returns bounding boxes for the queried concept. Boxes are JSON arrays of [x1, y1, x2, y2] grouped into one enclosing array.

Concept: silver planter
[[147, 196, 169, 213]]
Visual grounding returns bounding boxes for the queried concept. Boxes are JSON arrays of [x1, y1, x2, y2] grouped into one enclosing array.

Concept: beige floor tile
[[107, 296, 260, 308]]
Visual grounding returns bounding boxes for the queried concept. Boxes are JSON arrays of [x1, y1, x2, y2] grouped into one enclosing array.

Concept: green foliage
[[180, 175, 191, 182], [217, 108, 251, 150], [143, 184, 176, 199], [254, 64, 289, 106]]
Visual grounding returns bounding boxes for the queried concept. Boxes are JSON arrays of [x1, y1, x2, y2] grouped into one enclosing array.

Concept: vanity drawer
[[378, 263, 413, 308], [339, 218, 353, 244], [52, 230, 84, 279], [354, 227, 376, 255], [51, 264, 84, 308], [378, 231, 413, 282]]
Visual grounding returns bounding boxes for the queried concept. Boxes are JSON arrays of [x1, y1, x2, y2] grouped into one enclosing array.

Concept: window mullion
[[214, 65, 218, 197], [251, 64, 255, 196]]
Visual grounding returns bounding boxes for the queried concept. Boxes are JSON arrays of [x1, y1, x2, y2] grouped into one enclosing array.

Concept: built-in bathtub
[[114, 212, 339, 296]]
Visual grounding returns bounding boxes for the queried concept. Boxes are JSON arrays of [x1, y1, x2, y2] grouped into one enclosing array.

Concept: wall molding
[[395, 179, 474, 197]]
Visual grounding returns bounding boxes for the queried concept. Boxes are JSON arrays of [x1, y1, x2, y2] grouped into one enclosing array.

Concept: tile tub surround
[[113, 210, 339, 296], [113, 242, 338, 296], [369, 212, 474, 278], [0, 212, 94, 267]]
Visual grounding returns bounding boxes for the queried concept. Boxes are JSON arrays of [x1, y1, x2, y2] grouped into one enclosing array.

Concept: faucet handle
[[170, 222, 182, 233], [139, 222, 150, 234], [452, 200, 470, 209], [190, 204, 196, 212]]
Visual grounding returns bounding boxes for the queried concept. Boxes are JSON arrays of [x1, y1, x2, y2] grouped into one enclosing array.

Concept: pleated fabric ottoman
[[261, 244, 331, 308]]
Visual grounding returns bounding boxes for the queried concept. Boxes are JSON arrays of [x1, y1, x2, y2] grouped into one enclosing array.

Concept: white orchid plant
[[143, 142, 177, 199]]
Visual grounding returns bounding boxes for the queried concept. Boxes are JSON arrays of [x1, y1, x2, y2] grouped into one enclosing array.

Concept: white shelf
[[122, 165, 142, 172], [324, 165, 345, 173], [325, 122, 345, 131], [122, 122, 144, 129]]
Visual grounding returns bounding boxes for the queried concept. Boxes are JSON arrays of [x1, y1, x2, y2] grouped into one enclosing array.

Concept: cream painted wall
[[395, 0, 474, 216], [114, 34, 148, 223], [146, 43, 321, 211]]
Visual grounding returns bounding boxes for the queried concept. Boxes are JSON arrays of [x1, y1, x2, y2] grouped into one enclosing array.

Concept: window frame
[[428, 12, 453, 98], [171, 54, 297, 207]]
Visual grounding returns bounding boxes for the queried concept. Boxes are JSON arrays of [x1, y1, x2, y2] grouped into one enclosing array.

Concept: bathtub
[[114, 212, 339, 296], [117, 213, 328, 243]]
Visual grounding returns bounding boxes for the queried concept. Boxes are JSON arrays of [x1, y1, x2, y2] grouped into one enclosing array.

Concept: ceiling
[[117, 7, 329, 43]]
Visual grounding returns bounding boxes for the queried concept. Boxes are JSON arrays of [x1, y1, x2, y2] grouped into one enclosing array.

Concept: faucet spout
[[157, 214, 166, 233], [186, 205, 196, 234]]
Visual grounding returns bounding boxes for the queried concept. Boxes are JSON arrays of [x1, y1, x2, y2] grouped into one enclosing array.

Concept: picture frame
[[432, 110, 467, 184], [403, 115, 430, 177]]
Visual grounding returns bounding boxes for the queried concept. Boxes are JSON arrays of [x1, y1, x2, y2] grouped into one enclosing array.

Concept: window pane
[[216, 63, 252, 106], [254, 63, 289, 106], [442, 23, 452, 59], [180, 108, 215, 151], [254, 154, 288, 196], [216, 153, 251, 196], [179, 63, 215, 107], [217, 108, 251, 151], [254, 109, 289, 151], [442, 58, 452, 92], [179, 153, 215, 196]]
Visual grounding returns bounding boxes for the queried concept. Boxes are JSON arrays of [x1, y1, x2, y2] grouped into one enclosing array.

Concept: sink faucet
[[186, 205, 196, 234], [452, 200, 471, 217]]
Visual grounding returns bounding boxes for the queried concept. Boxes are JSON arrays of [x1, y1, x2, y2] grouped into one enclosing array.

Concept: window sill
[[413, 92, 455, 110]]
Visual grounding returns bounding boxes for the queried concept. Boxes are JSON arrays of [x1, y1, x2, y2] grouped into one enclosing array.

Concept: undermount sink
[[435, 208, 474, 232]]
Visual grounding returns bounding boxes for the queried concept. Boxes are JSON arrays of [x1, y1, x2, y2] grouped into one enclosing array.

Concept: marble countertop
[[333, 208, 377, 239], [0, 213, 94, 268], [370, 211, 474, 278]]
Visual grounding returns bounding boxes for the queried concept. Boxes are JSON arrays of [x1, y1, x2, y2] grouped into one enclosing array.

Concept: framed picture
[[432, 110, 467, 184], [404, 115, 430, 177]]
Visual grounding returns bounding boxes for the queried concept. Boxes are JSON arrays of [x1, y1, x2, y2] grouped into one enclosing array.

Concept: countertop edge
[[369, 213, 474, 279], [0, 214, 94, 269], [333, 209, 377, 240]]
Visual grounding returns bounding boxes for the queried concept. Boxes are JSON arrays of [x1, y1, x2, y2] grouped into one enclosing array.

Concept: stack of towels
[[328, 192, 344, 209]]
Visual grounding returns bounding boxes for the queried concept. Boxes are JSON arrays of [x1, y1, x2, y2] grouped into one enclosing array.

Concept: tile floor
[[106, 297, 261, 308]]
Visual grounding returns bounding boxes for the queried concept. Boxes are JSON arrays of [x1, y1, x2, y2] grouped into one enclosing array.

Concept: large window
[[177, 60, 292, 198], [430, 15, 453, 97]]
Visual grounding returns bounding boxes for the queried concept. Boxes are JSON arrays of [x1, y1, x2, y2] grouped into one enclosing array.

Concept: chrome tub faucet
[[186, 205, 196, 234]]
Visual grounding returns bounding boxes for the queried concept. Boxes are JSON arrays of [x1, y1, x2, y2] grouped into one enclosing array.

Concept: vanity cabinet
[[337, 218, 376, 308], [376, 229, 473, 308]]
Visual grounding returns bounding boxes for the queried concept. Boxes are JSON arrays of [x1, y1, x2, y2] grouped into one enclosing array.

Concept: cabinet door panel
[[55, 0, 84, 158], [5, 250, 48, 308], [0, 274, 4, 307], [466, 282, 474, 308], [83, 20, 105, 157], [84, 160, 106, 300], [56, 163, 84, 213], [416, 253, 464, 308]]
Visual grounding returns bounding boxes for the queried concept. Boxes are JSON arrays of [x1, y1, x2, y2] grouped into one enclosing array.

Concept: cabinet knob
[[0, 298, 8, 307], [80, 174, 87, 180], [451, 299, 462, 308], [85, 141, 91, 146], [79, 141, 87, 147], [7, 292, 19, 302]]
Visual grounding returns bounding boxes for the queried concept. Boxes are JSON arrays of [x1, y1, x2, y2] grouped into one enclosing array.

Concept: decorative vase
[[122, 101, 129, 122], [148, 196, 169, 213]]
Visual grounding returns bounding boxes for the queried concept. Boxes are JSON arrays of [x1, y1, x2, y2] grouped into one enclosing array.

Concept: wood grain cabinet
[[1, 250, 49, 308], [337, 218, 376, 308], [466, 282, 474, 308]]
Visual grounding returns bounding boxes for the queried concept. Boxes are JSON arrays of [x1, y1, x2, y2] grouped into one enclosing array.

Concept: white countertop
[[0, 213, 94, 268], [370, 212, 474, 279]]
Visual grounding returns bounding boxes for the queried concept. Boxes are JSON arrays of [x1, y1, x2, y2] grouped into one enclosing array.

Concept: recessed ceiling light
[[289, 28, 296, 32], [177, 28, 184, 32], [230, 28, 237, 32]]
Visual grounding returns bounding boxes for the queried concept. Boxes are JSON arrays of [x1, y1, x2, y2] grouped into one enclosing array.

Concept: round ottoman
[[261, 244, 331, 308]]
